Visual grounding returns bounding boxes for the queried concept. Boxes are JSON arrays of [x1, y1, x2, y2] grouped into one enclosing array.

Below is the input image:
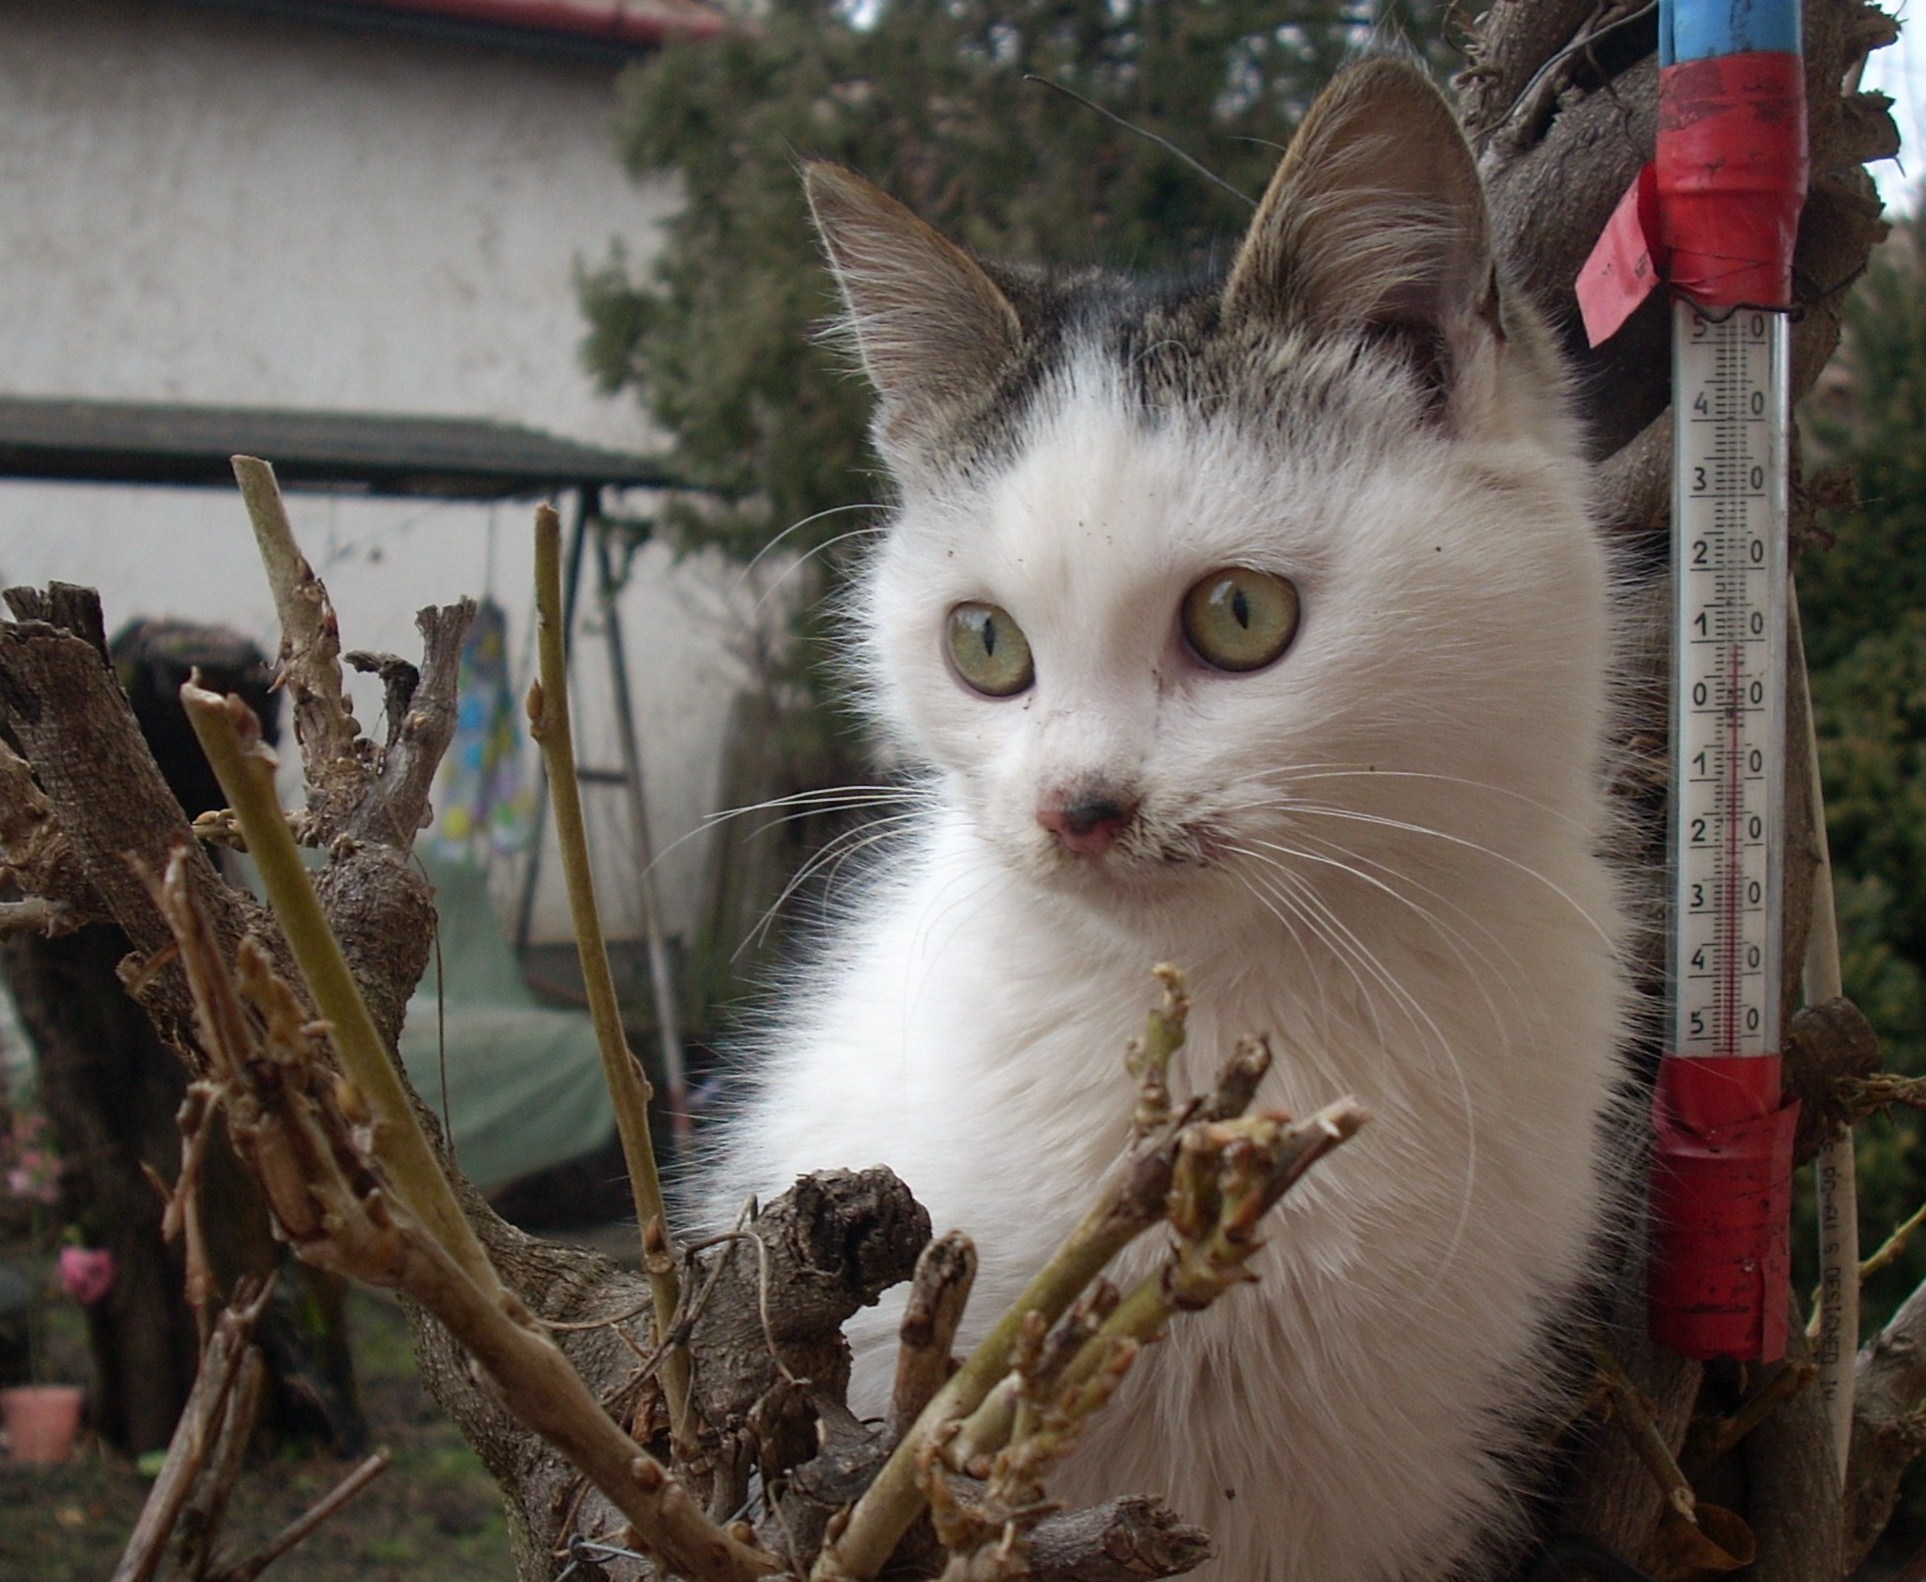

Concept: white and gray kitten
[[708, 59, 1632, 1582]]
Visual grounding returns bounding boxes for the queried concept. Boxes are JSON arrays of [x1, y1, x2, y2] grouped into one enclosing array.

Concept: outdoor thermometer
[[1670, 304, 1787, 1086], [1578, 0, 1808, 1361], [1653, 295, 1800, 1362]]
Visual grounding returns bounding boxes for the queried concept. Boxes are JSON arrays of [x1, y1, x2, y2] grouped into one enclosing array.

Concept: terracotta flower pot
[[1, 1384, 85, 1464]]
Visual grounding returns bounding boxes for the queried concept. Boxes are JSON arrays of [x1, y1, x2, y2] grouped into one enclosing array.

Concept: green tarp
[[399, 858, 615, 1193]]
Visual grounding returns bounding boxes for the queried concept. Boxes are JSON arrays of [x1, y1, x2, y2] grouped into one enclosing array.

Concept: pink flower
[[58, 1245, 115, 1306]]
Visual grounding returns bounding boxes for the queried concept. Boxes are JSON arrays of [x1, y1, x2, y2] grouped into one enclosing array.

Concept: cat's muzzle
[[1036, 792, 1139, 859]]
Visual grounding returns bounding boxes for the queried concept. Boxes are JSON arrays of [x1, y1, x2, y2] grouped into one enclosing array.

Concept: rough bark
[[0, 612, 361, 1455], [0, 601, 299, 1080], [1849, 1278, 1926, 1569]]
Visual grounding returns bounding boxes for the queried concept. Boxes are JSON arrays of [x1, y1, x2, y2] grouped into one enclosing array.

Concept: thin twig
[[1685, 1362, 1818, 1477], [174, 1345, 269, 1581], [206, 1451, 392, 1582], [1861, 1202, 1926, 1286], [528, 502, 690, 1447], [951, 1104, 1363, 1483], [814, 998, 1287, 1582], [930, 1103, 1365, 1582], [1795, 592, 1858, 1484], [230, 456, 365, 832], [1591, 1342, 1698, 1526], [0, 897, 70, 935], [1021, 75, 1255, 209], [161, 1080, 224, 1343], [1483, 0, 1660, 149], [1839, 1074, 1926, 1118], [1124, 965, 1186, 1137], [814, 997, 1212, 1581]]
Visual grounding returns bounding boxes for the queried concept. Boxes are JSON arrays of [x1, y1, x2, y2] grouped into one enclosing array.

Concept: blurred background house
[[0, 2, 822, 1264], [0, 0, 764, 1065]]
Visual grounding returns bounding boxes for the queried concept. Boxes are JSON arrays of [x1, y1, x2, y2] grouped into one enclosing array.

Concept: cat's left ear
[[1222, 59, 1499, 396]]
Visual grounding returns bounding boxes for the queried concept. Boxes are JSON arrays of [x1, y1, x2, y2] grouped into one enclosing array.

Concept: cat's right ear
[[803, 162, 1022, 451]]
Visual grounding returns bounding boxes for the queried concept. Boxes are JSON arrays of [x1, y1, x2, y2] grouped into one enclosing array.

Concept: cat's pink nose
[[1038, 794, 1138, 858]]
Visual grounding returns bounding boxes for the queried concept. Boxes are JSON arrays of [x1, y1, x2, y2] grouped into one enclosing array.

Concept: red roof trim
[[334, 0, 730, 45]]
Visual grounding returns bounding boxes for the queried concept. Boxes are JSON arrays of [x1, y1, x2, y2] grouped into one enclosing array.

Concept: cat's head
[[807, 60, 1610, 927]]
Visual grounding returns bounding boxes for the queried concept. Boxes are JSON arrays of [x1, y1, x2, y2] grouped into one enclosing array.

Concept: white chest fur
[[712, 797, 1625, 1582]]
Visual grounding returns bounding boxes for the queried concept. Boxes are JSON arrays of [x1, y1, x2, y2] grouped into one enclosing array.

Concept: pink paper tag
[[1577, 165, 1662, 347]]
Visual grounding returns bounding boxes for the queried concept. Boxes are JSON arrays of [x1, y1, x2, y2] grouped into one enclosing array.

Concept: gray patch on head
[[908, 261, 1449, 485]]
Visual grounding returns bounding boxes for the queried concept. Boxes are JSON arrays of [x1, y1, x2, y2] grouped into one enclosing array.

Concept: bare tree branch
[[890, 1233, 978, 1442], [110, 1282, 277, 1582], [207, 1451, 393, 1582], [1849, 1280, 1926, 1568], [151, 846, 782, 1582]]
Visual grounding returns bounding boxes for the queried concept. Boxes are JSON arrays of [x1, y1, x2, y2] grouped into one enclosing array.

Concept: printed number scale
[[1670, 303, 1789, 1067]]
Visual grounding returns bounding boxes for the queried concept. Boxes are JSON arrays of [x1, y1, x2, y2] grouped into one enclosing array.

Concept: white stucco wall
[[0, 0, 757, 946]]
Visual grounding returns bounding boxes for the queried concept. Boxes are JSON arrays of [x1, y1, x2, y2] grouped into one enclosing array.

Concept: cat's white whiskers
[[642, 785, 917, 887], [1237, 865, 1385, 1070], [698, 790, 917, 850], [1234, 833, 1521, 1289], [1248, 822, 1536, 1011], [1207, 765, 1600, 997], [1220, 861, 1363, 1087], [1211, 854, 1334, 1027], [1270, 801, 1617, 949], [737, 500, 884, 585], [1227, 763, 1597, 834], [1229, 844, 1483, 1292], [735, 813, 918, 959], [804, 816, 921, 911], [902, 865, 1005, 1020], [1231, 844, 1453, 1067], [698, 784, 914, 823], [1236, 834, 1522, 1041], [749, 524, 892, 617]]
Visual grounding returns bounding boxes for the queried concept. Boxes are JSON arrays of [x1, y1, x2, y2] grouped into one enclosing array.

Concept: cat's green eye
[[1181, 569, 1300, 673], [946, 602, 1035, 697]]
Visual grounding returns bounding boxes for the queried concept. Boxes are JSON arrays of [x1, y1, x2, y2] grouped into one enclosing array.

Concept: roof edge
[[173, 0, 736, 58], [342, 0, 731, 45]]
